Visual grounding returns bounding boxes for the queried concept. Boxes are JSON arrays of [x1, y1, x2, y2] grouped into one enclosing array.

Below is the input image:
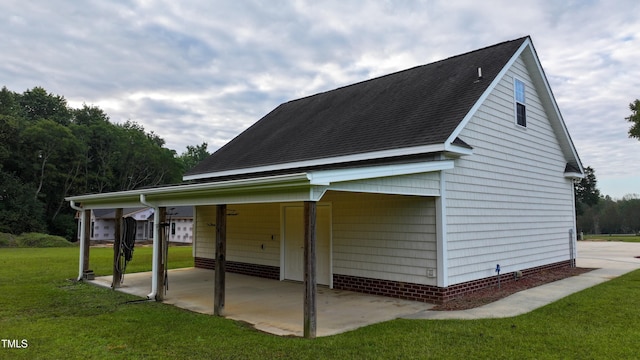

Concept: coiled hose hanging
[[116, 217, 137, 283]]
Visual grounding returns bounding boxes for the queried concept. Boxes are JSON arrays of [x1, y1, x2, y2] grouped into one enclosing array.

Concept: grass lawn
[[583, 234, 640, 242], [2, 246, 639, 359]]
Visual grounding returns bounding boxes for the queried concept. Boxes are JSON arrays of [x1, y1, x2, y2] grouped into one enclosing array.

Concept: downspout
[[70, 200, 85, 281], [570, 179, 579, 267], [140, 194, 159, 300]]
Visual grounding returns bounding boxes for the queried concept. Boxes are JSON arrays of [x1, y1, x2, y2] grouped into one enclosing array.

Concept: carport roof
[[66, 160, 453, 209]]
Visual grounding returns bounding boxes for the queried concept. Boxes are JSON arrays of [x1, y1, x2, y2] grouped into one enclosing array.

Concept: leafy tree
[[577, 193, 640, 235], [22, 119, 82, 200], [575, 166, 600, 206], [574, 166, 603, 234], [627, 99, 640, 140], [0, 88, 24, 172], [112, 121, 181, 190], [599, 196, 620, 234], [18, 87, 71, 125], [179, 142, 210, 172], [0, 171, 46, 234], [0, 115, 20, 169], [0, 86, 19, 116], [72, 103, 110, 126], [0, 85, 199, 238], [620, 195, 640, 234], [71, 105, 118, 193], [574, 166, 600, 216]]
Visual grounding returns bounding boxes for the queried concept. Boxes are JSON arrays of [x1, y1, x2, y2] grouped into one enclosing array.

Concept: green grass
[[80, 245, 195, 276], [583, 234, 640, 242], [1, 246, 640, 359]]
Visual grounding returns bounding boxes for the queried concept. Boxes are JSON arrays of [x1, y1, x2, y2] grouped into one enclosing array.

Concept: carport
[[89, 267, 434, 337], [66, 164, 446, 338]]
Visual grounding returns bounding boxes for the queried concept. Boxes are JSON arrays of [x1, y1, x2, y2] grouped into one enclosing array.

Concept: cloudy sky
[[1, 0, 638, 198]]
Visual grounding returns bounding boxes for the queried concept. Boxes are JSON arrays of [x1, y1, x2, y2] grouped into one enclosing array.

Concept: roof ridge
[[284, 36, 530, 105], [433, 36, 530, 65]]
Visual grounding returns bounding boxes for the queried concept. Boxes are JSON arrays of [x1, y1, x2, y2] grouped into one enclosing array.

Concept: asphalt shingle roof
[[187, 37, 527, 178]]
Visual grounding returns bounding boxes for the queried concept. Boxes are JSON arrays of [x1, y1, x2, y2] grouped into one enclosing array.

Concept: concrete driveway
[[90, 241, 640, 336], [404, 241, 640, 320]]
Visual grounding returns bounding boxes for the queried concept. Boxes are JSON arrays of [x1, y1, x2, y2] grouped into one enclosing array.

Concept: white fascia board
[[306, 160, 455, 185], [65, 195, 143, 210], [182, 144, 447, 181], [444, 143, 473, 156], [66, 173, 311, 208], [68, 160, 456, 208], [564, 171, 584, 180], [445, 39, 531, 146]]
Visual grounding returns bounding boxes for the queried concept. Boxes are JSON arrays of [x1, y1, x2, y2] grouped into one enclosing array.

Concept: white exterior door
[[283, 205, 331, 286]]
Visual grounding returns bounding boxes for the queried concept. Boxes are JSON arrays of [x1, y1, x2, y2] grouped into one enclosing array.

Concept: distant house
[[77, 206, 193, 243], [165, 206, 194, 243], [68, 36, 583, 307]]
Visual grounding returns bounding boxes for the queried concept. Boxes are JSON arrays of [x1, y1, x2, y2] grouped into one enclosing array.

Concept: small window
[[514, 79, 526, 127], [171, 222, 176, 235]]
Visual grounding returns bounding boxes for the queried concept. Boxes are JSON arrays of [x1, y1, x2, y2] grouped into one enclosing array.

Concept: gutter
[[69, 200, 86, 281], [140, 194, 159, 300], [65, 173, 312, 206], [183, 145, 449, 181]]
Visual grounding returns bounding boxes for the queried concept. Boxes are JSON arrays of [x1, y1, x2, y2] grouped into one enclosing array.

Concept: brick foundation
[[194, 257, 572, 304], [194, 257, 280, 280], [334, 260, 573, 304]]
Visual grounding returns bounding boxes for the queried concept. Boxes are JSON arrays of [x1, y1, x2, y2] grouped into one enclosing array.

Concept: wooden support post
[[112, 208, 123, 289], [303, 201, 317, 339], [82, 209, 91, 274], [214, 204, 227, 316], [156, 207, 167, 301]]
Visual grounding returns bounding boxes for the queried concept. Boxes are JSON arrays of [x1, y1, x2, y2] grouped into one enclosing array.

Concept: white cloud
[[1, 0, 639, 197]]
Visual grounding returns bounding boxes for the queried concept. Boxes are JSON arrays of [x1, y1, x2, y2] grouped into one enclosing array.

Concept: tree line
[[575, 167, 640, 234], [2, 88, 638, 239], [0, 86, 209, 239], [571, 99, 640, 235]]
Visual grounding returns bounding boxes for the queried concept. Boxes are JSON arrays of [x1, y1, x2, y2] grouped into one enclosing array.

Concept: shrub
[[0, 232, 17, 247], [15, 233, 76, 248]]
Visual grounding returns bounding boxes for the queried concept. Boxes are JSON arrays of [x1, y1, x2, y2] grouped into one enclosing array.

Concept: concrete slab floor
[[90, 268, 435, 337], [89, 242, 640, 337]]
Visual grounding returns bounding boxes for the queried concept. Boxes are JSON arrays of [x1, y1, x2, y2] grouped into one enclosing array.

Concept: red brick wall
[[195, 256, 572, 304], [194, 257, 280, 280], [334, 260, 573, 304]]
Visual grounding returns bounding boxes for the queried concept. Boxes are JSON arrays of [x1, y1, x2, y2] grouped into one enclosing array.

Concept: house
[[164, 206, 195, 243], [76, 207, 194, 243], [67, 36, 583, 337]]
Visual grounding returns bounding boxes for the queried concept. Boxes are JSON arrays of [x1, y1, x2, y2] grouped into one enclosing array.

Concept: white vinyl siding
[[323, 191, 438, 285], [445, 55, 575, 285], [195, 190, 438, 285], [329, 172, 441, 196], [194, 204, 281, 267], [194, 206, 216, 259]]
